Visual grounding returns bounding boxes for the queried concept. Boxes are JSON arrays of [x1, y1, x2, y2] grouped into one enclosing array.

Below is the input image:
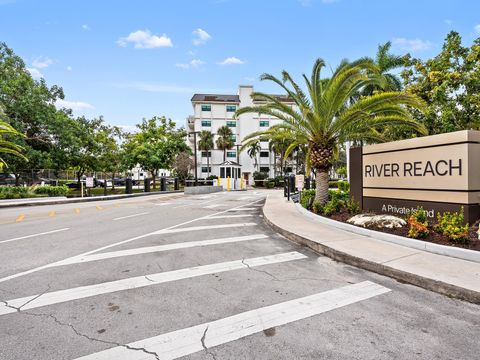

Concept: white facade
[[187, 85, 296, 184]]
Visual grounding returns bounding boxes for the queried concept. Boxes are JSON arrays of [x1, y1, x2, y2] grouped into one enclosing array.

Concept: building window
[[201, 120, 211, 127], [226, 105, 236, 112], [230, 135, 236, 142], [201, 166, 211, 173], [201, 151, 211, 157], [226, 120, 236, 127], [220, 168, 225, 178], [260, 151, 269, 158], [201, 104, 211, 111], [227, 151, 236, 158], [259, 120, 269, 127], [260, 167, 270, 173]]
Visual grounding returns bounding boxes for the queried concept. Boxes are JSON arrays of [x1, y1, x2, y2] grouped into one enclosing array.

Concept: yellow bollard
[[217, 176, 221, 186], [227, 176, 231, 191], [241, 178, 244, 190]]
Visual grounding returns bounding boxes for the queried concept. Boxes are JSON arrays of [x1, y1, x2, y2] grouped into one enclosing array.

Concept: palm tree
[[235, 58, 426, 205], [197, 130, 214, 177], [0, 111, 26, 168], [245, 140, 261, 171], [363, 42, 405, 95], [216, 125, 234, 162]]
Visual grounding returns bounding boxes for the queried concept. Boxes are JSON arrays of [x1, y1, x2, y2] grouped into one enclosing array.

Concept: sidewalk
[[263, 191, 480, 304], [0, 190, 182, 208]]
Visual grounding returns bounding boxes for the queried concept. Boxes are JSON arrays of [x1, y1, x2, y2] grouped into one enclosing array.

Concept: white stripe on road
[[238, 196, 253, 201], [227, 208, 257, 211], [0, 228, 70, 244], [203, 204, 222, 209], [53, 234, 269, 267], [112, 212, 150, 221], [207, 214, 254, 219], [154, 202, 171, 206], [74, 281, 390, 360], [0, 252, 306, 316], [0, 198, 264, 284], [153, 223, 256, 235]]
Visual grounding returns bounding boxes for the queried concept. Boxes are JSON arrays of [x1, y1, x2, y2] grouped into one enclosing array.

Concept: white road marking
[[153, 223, 257, 235], [73, 281, 390, 360], [0, 198, 264, 284], [53, 234, 269, 266], [0, 228, 70, 244], [203, 204, 222, 209], [112, 212, 150, 221], [238, 196, 252, 201], [154, 202, 171, 206], [0, 252, 307, 316], [227, 208, 257, 211], [207, 214, 254, 219]]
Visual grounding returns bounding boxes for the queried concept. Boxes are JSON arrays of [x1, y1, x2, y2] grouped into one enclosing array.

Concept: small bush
[[265, 178, 276, 189], [312, 200, 322, 214], [407, 207, 429, 239], [300, 189, 316, 209], [435, 208, 469, 244], [346, 198, 361, 214], [33, 185, 69, 197], [328, 180, 338, 188], [338, 181, 350, 192], [336, 166, 347, 177], [0, 186, 32, 199], [253, 171, 268, 180], [274, 176, 284, 187], [206, 175, 218, 180]]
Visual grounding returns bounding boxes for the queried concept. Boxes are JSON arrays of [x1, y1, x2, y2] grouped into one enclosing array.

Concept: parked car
[[0, 173, 16, 185], [97, 179, 113, 187], [65, 181, 85, 189]]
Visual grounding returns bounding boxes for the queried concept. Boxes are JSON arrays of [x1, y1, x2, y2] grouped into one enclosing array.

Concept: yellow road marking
[[48, 211, 56, 217], [96, 205, 103, 210], [16, 214, 25, 222], [74, 208, 80, 214]]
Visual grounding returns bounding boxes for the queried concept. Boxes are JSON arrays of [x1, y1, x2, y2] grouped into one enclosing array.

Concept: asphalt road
[[0, 190, 478, 360]]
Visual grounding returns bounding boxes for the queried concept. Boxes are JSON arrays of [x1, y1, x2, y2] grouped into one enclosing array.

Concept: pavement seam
[[381, 252, 421, 265], [201, 326, 218, 360]]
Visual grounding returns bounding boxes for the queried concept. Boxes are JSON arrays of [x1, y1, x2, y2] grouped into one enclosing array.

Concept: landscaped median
[[262, 191, 480, 304]]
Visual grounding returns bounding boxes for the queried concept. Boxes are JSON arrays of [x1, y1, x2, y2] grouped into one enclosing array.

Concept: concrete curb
[[262, 205, 480, 304], [0, 190, 183, 208], [295, 203, 480, 264]]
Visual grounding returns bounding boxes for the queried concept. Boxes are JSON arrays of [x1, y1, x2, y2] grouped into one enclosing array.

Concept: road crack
[[201, 326, 218, 360], [144, 275, 155, 283], [241, 258, 281, 281]]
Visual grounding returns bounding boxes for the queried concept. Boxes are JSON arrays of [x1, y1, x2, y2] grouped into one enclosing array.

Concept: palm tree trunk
[[207, 155, 210, 178], [223, 149, 226, 162], [315, 168, 329, 205]]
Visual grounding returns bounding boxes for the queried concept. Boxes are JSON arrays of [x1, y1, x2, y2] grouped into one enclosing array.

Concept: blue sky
[[1, 0, 479, 130]]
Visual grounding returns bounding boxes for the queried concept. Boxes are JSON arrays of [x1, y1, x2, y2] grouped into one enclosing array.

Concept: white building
[[187, 85, 296, 184]]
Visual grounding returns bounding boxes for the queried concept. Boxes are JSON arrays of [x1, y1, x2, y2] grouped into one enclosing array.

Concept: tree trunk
[[152, 173, 156, 190], [207, 155, 210, 178], [112, 171, 116, 190], [14, 173, 20, 186], [315, 168, 329, 205]]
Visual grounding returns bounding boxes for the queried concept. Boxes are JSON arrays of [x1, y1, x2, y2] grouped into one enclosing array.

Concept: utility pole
[[235, 143, 241, 164]]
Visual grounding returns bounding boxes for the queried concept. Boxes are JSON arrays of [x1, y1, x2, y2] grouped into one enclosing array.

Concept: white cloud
[[117, 30, 173, 49], [445, 19, 453, 25], [475, 24, 480, 34], [56, 99, 94, 111], [192, 28, 211, 46], [187, 50, 196, 56], [217, 57, 245, 65], [82, 24, 90, 30], [27, 67, 43, 79], [117, 125, 138, 133], [66, 66, 72, 71], [32, 56, 53, 69], [392, 38, 433, 52], [175, 59, 206, 69]]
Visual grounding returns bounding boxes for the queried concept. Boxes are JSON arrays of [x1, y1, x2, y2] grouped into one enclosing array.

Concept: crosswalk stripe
[[227, 208, 256, 211], [113, 212, 150, 221], [203, 204, 222, 209], [0, 228, 70, 244], [0, 252, 307, 316], [154, 223, 257, 234], [207, 214, 254, 219], [73, 281, 390, 360], [53, 234, 269, 266], [154, 202, 171, 206]]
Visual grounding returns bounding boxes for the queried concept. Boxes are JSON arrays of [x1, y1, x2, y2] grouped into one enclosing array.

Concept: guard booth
[[218, 160, 245, 191]]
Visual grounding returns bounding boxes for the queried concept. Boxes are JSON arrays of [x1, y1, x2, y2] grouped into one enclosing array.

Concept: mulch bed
[[326, 209, 480, 252]]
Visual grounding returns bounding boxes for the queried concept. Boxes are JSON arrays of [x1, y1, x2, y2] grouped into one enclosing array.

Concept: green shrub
[[435, 208, 469, 243], [329, 189, 349, 202], [336, 166, 347, 177], [338, 181, 350, 192], [407, 207, 429, 239], [312, 200, 322, 214], [265, 179, 276, 189], [328, 180, 338, 188], [274, 176, 284, 187], [206, 175, 218, 180], [33, 185, 69, 197], [0, 186, 31, 199], [346, 198, 361, 214], [253, 171, 268, 180], [300, 189, 316, 209]]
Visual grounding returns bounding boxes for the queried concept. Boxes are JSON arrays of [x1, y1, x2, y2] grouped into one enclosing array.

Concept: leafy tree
[[402, 31, 480, 134], [216, 125, 234, 162], [174, 151, 194, 181], [0, 107, 26, 168], [236, 58, 426, 204], [123, 116, 189, 188], [97, 125, 126, 189], [197, 130, 214, 177]]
